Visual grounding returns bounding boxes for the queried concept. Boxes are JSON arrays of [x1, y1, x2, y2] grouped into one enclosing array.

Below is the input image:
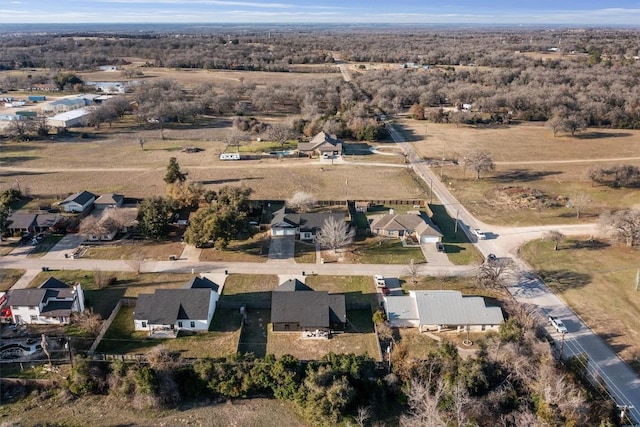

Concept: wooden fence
[[87, 298, 136, 355]]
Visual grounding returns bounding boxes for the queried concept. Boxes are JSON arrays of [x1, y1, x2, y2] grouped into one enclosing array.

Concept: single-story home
[[133, 276, 220, 337], [34, 213, 65, 232], [298, 131, 343, 157], [271, 279, 346, 337], [6, 212, 38, 234], [58, 190, 96, 213], [7, 277, 85, 325], [270, 207, 348, 240], [384, 290, 504, 333], [370, 213, 442, 243], [94, 193, 124, 210]]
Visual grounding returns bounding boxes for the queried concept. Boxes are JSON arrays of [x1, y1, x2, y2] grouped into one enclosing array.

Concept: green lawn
[[26, 234, 64, 258], [428, 204, 483, 265], [400, 275, 503, 299], [305, 275, 377, 307], [0, 240, 18, 257], [294, 241, 316, 263], [200, 232, 271, 262], [221, 274, 279, 305], [351, 237, 426, 264], [0, 269, 25, 291], [520, 237, 640, 373]]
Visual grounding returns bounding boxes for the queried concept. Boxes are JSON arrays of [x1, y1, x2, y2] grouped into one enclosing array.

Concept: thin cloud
[[99, 0, 292, 8]]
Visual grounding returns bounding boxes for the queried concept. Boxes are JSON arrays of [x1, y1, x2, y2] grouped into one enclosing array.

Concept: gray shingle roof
[[7, 212, 37, 230], [184, 276, 219, 292], [370, 214, 441, 237], [271, 291, 346, 328], [276, 279, 312, 292], [34, 213, 64, 228], [95, 193, 124, 206], [298, 131, 343, 153], [134, 289, 212, 324], [271, 208, 346, 233]]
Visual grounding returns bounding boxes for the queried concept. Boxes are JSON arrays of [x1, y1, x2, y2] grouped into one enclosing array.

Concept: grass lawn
[[0, 269, 25, 291], [83, 241, 185, 261], [238, 308, 270, 357], [400, 275, 504, 300], [305, 275, 377, 307], [350, 237, 426, 264], [520, 237, 640, 373], [0, 240, 18, 257], [294, 241, 316, 263], [95, 306, 157, 354], [26, 234, 64, 258], [200, 231, 270, 262], [266, 309, 381, 361], [396, 328, 440, 359], [429, 204, 483, 265], [221, 274, 279, 305]]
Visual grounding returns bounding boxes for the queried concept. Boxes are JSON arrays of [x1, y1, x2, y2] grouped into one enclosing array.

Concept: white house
[[384, 290, 504, 333], [7, 277, 85, 325], [133, 276, 219, 336], [58, 191, 96, 213]]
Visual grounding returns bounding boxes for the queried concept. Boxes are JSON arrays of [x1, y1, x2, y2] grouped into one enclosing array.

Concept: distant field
[[400, 120, 640, 225]]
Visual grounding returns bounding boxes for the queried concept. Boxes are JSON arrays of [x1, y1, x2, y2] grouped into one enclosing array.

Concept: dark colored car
[[487, 253, 497, 262], [436, 242, 445, 252]]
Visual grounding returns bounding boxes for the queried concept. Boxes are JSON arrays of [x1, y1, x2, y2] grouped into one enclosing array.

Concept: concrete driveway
[[42, 234, 85, 260], [420, 243, 452, 266], [268, 235, 295, 263]]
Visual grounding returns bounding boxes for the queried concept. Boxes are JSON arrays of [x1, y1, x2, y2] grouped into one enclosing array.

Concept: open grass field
[[305, 275, 377, 307], [400, 120, 640, 225], [200, 231, 271, 262], [400, 275, 504, 300], [1, 132, 427, 200], [347, 237, 426, 265], [220, 274, 279, 305], [520, 237, 640, 373], [83, 240, 185, 261]]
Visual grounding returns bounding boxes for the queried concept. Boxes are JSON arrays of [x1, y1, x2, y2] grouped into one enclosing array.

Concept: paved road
[[387, 122, 640, 422]]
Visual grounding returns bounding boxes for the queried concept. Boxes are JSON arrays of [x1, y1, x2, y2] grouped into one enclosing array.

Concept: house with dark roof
[[6, 212, 37, 234], [271, 280, 346, 337], [270, 207, 348, 241], [94, 193, 124, 210], [298, 131, 343, 157], [370, 213, 442, 243], [133, 276, 220, 336], [383, 290, 504, 333], [34, 213, 65, 232], [58, 191, 96, 213], [7, 277, 85, 325]]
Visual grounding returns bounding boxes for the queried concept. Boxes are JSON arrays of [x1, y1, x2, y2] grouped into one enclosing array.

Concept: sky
[[1, 0, 639, 26]]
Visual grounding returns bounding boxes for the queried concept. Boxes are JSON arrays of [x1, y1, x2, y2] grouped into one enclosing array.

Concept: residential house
[[271, 280, 346, 337], [6, 212, 37, 234], [270, 207, 347, 240], [133, 276, 220, 336], [384, 290, 504, 333], [298, 131, 343, 157], [94, 193, 124, 210], [369, 213, 442, 243], [7, 277, 85, 325], [34, 213, 65, 232], [58, 191, 96, 213]]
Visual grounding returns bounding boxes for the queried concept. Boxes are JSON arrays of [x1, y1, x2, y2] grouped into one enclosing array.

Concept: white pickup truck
[[549, 315, 568, 334], [473, 228, 487, 240]]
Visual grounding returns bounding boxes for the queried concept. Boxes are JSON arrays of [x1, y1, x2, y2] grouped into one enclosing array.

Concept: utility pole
[[635, 269, 639, 291], [454, 209, 459, 234], [429, 178, 433, 204], [617, 405, 634, 424], [559, 332, 566, 361]]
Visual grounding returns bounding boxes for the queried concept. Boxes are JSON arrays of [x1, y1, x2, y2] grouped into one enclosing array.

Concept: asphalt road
[[387, 122, 640, 422]]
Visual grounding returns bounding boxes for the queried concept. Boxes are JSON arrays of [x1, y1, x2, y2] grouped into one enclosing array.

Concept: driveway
[[41, 234, 85, 260], [267, 235, 295, 263], [420, 243, 452, 266]]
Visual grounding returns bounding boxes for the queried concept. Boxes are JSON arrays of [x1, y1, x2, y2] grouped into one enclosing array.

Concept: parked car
[[473, 228, 487, 240], [549, 315, 568, 334], [374, 275, 386, 287], [436, 242, 445, 252], [487, 253, 497, 262]]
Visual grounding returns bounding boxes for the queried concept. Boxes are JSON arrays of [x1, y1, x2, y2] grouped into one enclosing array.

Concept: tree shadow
[[0, 155, 40, 165], [598, 331, 630, 354], [571, 239, 610, 250], [0, 144, 41, 152], [538, 269, 591, 292], [491, 169, 562, 183], [199, 177, 262, 185], [574, 132, 633, 140], [237, 308, 269, 357]]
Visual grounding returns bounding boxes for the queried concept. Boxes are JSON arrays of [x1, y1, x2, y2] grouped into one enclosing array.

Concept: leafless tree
[[286, 191, 317, 213], [477, 257, 514, 290], [71, 309, 103, 336], [266, 121, 297, 147], [599, 209, 640, 247], [137, 137, 146, 151], [568, 193, 590, 219], [93, 268, 116, 289], [463, 150, 495, 180], [399, 378, 447, 427], [544, 230, 565, 251], [125, 252, 145, 276], [79, 215, 106, 239], [354, 406, 371, 427], [406, 258, 420, 284], [450, 381, 473, 427], [315, 216, 355, 254]]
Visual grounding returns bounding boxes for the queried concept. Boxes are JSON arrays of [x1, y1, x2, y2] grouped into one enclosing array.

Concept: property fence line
[[218, 300, 372, 311], [87, 298, 135, 355]]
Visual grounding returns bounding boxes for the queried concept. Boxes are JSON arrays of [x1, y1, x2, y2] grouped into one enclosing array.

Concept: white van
[[219, 153, 240, 160]]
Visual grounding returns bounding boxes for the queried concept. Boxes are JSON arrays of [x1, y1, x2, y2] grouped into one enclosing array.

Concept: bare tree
[[450, 381, 472, 427], [354, 406, 371, 427], [544, 230, 565, 251], [286, 191, 317, 213], [71, 309, 103, 336], [599, 209, 640, 247], [568, 193, 590, 219], [79, 215, 106, 239], [125, 252, 145, 276], [266, 122, 297, 147], [93, 268, 116, 289], [315, 216, 355, 254], [399, 378, 447, 427], [463, 149, 495, 180], [406, 259, 420, 284], [137, 136, 146, 151], [477, 257, 514, 290]]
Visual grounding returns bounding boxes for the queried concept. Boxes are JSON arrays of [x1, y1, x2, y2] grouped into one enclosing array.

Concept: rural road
[[386, 122, 640, 422]]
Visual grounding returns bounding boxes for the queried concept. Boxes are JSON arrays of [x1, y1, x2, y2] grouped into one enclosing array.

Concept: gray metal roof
[[384, 296, 419, 323], [134, 289, 212, 324], [411, 291, 504, 326], [60, 190, 96, 206], [95, 193, 124, 205]]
